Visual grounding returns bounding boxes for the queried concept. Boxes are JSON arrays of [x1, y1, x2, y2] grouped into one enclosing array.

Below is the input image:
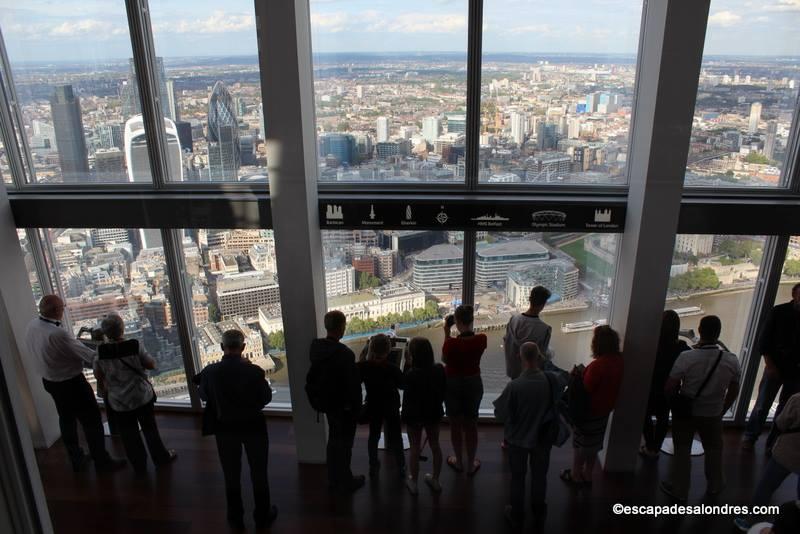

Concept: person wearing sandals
[[442, 305, 487, 476], [494, 342, 565, 528], [401, 337, 446, 495], [358, 334, 406, 479], [640, 310, 690, 459], [661, 315, 740, 502], [561, 325, 623, 486], [93, 314, 177, 475]]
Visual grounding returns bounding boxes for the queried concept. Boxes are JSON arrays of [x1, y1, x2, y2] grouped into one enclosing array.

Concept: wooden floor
[[35, 413, 796, 534]]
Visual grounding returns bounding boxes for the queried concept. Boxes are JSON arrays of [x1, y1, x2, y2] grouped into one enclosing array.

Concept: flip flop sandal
[[446, 456, 463, 472], [467, 459, 481, 477], [560, 468, 584, 485]]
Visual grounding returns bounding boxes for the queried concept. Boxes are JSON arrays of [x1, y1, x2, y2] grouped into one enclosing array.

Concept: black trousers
[[507, 443, 552, 521], [215, 430, 271, 523], [326, 411, 357, 487], [367, 410, 405, 470], [42, 375, 109, 467], [642, 395, 670, 452], [116, 399, 170, 472]]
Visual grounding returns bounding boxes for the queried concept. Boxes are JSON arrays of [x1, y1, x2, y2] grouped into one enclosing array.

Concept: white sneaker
[[405, 477, 419, 496], [424, 473, 442, 493]]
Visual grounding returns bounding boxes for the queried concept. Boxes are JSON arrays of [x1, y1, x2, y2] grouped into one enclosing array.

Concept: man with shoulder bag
[[662, 316, 741, 502], [494, 342, 568, 529]]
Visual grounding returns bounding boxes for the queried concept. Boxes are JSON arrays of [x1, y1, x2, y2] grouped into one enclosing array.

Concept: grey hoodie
[[503, 313, 552, 379]]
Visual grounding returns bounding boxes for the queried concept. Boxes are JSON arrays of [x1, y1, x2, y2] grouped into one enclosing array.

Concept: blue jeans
[[744, 372, 781, 442], [751, 458, 800, 510]]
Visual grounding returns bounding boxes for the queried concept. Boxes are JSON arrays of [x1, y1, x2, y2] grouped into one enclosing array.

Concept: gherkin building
[[207, 81, 240, 181]]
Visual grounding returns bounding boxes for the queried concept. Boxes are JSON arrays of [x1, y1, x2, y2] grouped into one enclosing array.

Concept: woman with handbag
[[561, 326, 624, 486], [94, 314, 176, 475]]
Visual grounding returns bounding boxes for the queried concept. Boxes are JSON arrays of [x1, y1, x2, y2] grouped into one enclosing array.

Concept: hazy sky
[[0, 0, 798, 62]]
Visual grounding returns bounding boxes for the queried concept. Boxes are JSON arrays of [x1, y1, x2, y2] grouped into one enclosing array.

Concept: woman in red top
[[442, 305, 487, 476], [561, 325, 624, 486]]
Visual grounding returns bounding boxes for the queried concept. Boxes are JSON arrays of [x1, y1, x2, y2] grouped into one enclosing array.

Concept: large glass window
[[479, 1, 643, 185], [310, 1, 469, 183], [474, 232, 619, 409], [0, 1, 155, 184], [149, 1, 266, 183], [37, 227, 188, 401], [181, 229, 289, 405], [744, 236, 800, 420], [684, 4, 800, 188], [321, 229, 459, 359]]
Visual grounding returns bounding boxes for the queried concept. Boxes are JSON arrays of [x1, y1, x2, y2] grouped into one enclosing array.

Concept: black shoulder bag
[[671, 350, 723, 419]]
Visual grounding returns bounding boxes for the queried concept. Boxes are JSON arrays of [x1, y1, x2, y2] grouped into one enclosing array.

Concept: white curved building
[[124, 115, 184, 182]]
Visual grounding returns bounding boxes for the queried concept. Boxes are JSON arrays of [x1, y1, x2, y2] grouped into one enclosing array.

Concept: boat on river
[[561, 318, 607, 333]]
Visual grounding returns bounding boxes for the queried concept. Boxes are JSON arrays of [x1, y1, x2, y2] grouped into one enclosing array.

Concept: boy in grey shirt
[[504, 286, 552, 380]]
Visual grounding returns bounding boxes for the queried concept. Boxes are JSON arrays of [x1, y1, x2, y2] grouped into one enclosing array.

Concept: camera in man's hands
[[445, 314, 455, 328]]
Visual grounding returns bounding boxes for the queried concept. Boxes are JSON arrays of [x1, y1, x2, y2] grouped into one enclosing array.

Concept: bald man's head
[[520, 341, 544, 370], [39, 295, 65, 320]]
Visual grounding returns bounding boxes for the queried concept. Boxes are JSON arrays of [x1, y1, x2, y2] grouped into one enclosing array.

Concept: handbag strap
[[118, 356, 155, 395], [694, 350, 724, 399]]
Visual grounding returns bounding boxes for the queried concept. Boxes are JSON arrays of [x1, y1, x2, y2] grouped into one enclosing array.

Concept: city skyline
[[1, 1, 800, 62]]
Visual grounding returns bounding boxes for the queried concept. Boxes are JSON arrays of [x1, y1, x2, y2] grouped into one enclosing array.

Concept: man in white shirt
[[25, 295, 125, 473], [661, 315, 741, 502]]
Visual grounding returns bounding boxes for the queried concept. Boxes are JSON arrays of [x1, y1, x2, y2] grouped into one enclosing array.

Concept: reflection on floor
[[35, 413, 796, 534]]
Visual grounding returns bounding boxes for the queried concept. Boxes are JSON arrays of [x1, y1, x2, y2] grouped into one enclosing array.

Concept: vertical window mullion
[[125, 0, 169, 189], [465, 0, 484, 191], [161, 228, 202, 408], [732, 234, 790, 423], [462, 231, 476, 306], [25, 229, 55, 298]]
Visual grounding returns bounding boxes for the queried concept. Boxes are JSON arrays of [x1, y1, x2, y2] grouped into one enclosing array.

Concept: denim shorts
[[445, 375, 483, 419]]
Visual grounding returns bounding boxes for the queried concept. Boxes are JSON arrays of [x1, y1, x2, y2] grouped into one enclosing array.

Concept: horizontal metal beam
[[678, 198, 800, 234], [10, 194, 271, 229], [8, 193, 800, 234]]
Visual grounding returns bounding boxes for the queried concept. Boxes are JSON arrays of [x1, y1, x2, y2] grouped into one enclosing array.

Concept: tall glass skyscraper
[[121, 57, 174, 122], [207, 81, 240, 181], [49, 85, 89, 182]]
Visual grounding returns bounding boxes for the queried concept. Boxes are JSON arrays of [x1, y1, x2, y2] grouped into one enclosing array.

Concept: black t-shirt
[[401, 364, 446, 424], [358, 359, 402, 415]]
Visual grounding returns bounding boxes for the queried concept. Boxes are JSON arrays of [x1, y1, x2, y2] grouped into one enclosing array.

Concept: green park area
[[559, 238, 614, 278]]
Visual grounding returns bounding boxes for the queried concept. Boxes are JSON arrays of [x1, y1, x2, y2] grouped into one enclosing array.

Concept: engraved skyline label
[[326, 205, 343, 220], [594, 209, 612, 223], [471, 213, 510, 222]]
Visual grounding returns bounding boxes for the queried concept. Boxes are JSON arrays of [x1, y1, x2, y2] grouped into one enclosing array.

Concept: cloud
[[371, 14, 467, 33], [311, 11, 466, 34], [310, 12, 350, 33], [765, 0, 800, 12], [2, 17, 127, 40], [157, 11, 255, 35], [506, 24, 553, 36], [48, 19, 126, 38], [708, 11, 743, 27]]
